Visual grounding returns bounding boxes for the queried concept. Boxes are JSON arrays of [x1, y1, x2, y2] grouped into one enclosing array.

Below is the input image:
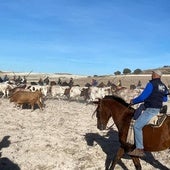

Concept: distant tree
[[114, 71, 121, 75], [133, 69, 142, 74], [123, 68, 131, 74]]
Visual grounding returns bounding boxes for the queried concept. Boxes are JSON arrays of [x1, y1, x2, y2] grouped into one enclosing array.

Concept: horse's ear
[[93, 99, 100, 105], [93, 101, 98, 104]]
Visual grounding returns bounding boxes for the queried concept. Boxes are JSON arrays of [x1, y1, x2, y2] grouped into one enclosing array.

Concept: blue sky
[[0, 0, 170, 76]]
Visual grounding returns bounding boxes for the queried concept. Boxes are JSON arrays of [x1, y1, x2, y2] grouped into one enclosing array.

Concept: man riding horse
[[128, 70, 169, 157]]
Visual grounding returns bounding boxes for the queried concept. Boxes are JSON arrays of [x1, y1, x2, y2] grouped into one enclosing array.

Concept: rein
[[122, 104, 132, 114], [92, 109, 96, 119], [106, 122, 115, 130]]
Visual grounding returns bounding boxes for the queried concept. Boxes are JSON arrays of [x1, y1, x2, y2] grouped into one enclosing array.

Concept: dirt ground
[[0, 98, 170, 170], [0, 73, 170, 170]]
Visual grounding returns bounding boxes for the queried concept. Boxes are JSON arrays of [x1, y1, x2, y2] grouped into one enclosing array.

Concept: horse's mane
[[104, 95, 132, 108], [92, 94, 134, 117]]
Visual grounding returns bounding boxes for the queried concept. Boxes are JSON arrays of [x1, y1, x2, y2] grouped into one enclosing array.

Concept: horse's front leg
[[131, 157, 142, 170], [108, 147, 125, 170]]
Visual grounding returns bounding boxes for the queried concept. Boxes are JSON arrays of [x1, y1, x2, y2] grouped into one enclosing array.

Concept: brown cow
[[9, 90, 43, 111], [8, 84, 28, 97], [80, 87, 90, 101]]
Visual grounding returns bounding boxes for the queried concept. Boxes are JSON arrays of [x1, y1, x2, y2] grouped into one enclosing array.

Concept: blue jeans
[[134, 108, 160, 149]]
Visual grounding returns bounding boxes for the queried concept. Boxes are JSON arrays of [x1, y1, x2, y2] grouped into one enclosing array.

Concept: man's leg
[[128, 108, 160, 157], [134, 108, 160, 149]]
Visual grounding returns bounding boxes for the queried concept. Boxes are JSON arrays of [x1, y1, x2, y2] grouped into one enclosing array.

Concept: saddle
[[148, 105, 167, 127], [126, 105, 168, 144]]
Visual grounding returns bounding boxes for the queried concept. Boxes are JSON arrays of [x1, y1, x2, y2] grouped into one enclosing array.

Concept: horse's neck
[[110, 103, 133, 131]]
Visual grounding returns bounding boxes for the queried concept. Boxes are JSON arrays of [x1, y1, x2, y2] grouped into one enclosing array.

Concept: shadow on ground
[[85, 129, 170, 170], [0, 136, 20, 170]]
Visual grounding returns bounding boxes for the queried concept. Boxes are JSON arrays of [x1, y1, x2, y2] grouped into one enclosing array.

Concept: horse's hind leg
[[131, 157, 142, 170], [108, 147, 124, 170]]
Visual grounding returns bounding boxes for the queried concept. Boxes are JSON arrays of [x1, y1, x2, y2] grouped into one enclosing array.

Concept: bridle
[[92, 103, 133, 130]]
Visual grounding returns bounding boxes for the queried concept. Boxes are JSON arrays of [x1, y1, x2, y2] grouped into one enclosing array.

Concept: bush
[[133, 69, 142, 74], [123, 68, 131, 74], [114, 71, 121, 75]]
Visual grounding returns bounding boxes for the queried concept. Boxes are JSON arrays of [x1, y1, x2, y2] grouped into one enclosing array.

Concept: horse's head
[[93, 95, 135, 131], [93, 99, 112, 130]]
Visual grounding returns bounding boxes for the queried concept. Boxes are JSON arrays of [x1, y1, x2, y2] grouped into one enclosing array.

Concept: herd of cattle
[[0, 80, 143, 111]]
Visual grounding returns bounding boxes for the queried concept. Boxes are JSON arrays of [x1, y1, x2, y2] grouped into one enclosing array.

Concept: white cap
[[153, 70, 162, 76]]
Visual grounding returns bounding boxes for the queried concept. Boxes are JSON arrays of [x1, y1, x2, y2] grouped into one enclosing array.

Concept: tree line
[[114, 68, 143, 75]]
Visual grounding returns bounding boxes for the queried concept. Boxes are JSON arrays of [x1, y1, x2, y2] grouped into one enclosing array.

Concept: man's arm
[[163, 89, 169, 102], [132, 82, 153, 104]]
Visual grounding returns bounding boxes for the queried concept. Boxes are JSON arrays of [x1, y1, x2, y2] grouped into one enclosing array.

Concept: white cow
[[69, 86, 83, 100], [0, 82, 16, 98], [50, 85, 70, 99], [28, 85, 50, 96], [88, 86, 112, 101], [113, 88, 143, 108]]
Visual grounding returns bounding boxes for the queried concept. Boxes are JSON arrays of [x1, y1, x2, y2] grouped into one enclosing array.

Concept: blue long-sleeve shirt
[[133, 80, 168, 106]]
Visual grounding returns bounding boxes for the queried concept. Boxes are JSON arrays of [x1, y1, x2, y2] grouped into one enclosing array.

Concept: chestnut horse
[[93, 95, 170, 170]]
